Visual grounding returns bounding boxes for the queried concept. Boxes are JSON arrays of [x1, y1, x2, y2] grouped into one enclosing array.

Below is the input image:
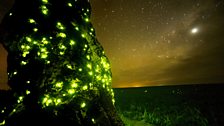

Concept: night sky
[[1, 0, 224, 89]]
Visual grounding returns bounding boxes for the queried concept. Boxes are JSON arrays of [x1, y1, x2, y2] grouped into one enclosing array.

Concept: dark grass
[[113, 84, 224, 126]]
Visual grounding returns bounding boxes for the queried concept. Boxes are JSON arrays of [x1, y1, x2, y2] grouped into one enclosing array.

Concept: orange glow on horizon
[[112, 81, 154, 88]]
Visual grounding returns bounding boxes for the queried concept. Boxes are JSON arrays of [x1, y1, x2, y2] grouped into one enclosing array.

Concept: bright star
[[191, 27, 198, 34]]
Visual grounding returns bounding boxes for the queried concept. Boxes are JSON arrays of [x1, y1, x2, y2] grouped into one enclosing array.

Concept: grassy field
[[114, 84, 224, 126]]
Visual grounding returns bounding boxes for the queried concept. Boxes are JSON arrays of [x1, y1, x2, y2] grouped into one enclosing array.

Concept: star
[[191, 27, 199, 34]]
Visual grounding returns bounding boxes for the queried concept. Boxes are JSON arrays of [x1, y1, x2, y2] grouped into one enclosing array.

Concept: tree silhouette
[[0, 0, 123, 125]]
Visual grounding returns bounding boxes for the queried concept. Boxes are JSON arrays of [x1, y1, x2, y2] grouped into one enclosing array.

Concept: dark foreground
[[114, 84, 224, 126], [1, 84, 224, 126]]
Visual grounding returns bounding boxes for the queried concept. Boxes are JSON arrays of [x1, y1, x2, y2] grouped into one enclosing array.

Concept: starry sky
[[1, 0, 224, 89]]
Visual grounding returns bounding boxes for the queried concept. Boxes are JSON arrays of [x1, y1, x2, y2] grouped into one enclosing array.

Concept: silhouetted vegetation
[[114, 84, 224, 126]]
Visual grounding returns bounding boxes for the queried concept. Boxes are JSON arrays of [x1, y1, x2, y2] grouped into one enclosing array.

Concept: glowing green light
[[41, 6, 48, 15], [26, 90, 30, 95], [26, 37, 32, 42], [21, 61, 27, 65], [46, 99, 52, 106], [13, 109, 16, 112], [87, 63, 92, 69], [33, 28, 38, 32], [68, 3, 72, 7], [96, 76, 101, 81], [43, 97, 48, 103], [86, 55, 90, 60], [55, 99, 61, 105], [0, 120, 5, 125], [19, 96, 23, 101], [111, 91, 115, 97], [56, 82, 63, 88], [80, 102, 86, 108], [79, 68, 82, 71], [57, 32, 66, 38], [22, 51, 29, 57], [41, 38, 49, 44], [82, 85, 88, 90], [41, 53, 48, 59], [95, 65, 100, 72], [81, 34, 85, 38], [71, 82, 78, 88], [1, 110, 4, 113], [75, 27, 79, 31], [83, 85, 88, 90], [91, 118, 95, 123], [89, 83, 93, 87], [56, 22, 65, 30], [89, 71, 93, 76], [59, 45, 66, 49], [71, 78, 80, 88], [29, 19, 36, 24], [42, 0, 48, 4], [60, 51, 64, 55], [21, 45, 25, 49], [112, 99, 115, 104], [57, 99, 61, 103], [9, 13, 13, 16], [85, 18, 89, 22], [33, 41, 37, 44], [26, 45, 31, 50], [43, 40, 48, 44], [101, 57, 110, 70], [90, 28, 94, 31], [68, 89, 75, 94], [41, 48, 47, 52], [13, 71, 17, 75], [70, 40, 75, 45], [84, 44, 88, 48], [67, 64, 72, 69]]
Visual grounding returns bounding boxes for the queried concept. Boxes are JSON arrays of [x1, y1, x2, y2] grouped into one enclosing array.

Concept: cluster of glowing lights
[[1, 0, 117, 124], [56, 22, 65, 30], [17, 96, 24, 103], [42, 95, 62, 106], [26, 90, 31, 95], [41, 0, 49, 15], [70, 40, 76, 46], [41, 5, 48, 15]]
